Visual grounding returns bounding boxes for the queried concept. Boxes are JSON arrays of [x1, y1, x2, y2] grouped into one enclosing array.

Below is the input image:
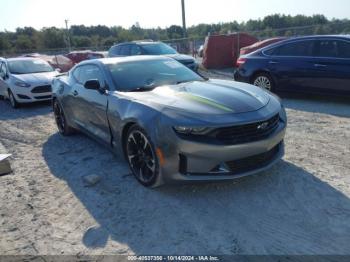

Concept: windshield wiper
[[128, 86, 156, 92], [33, 70, 52, 73], [175, 80, 194, 85], [175, 78, 208, 85]]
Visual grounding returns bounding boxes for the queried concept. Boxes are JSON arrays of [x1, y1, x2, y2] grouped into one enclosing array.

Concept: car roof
[[78, 55, 172, 66], [6, 57, 46, 62], [244, 34, 350, 56], [286, 35, 350, 41], [112, 41, 162, 47], [268, 35, 350, 47]]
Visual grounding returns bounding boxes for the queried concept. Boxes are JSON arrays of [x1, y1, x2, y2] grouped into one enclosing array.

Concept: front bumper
[[12, 86, 52, 103], [158, 117, 286, 184]]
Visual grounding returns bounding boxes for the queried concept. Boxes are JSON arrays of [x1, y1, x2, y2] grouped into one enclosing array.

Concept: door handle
[[269, 61, 279, 64], [73, 90, 79, 96], [314, 63, 327, 68]]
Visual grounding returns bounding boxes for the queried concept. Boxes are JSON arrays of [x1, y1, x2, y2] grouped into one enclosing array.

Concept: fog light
[[211, 163, 230, 173]]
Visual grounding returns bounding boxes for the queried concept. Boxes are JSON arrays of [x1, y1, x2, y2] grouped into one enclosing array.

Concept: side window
[[3, 63, 8, 75], [130, 45, 142, 56], [0, 63, 4, 78], [79, 65, 104, 87], [274, 40, 314, 57], [120, 45, 131, 56], [336, 41, 350, 59], [109, 46, 120, 56], [0, 62, 8, 77], [72, 67, 81, 83], [315, 40, 338, 58]]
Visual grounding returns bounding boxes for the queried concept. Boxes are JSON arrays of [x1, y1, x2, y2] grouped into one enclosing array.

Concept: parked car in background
[[66, 50, 106, 65], [52, 56, 286, 187], [239, 37, 287, 57], [0, 57, 59, 108], [23, 53, 74, 72], [234, 35, 350, 95], [108, 41, 199, 71]]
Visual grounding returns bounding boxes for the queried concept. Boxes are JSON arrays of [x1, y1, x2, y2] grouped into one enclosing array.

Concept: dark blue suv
[[234, 35, 350, 95], [108, 41, 199, 72]]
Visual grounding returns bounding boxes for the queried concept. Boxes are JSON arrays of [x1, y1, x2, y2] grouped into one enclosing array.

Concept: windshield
[[8, 59, 54, 74], [140, 43, 177, 55], [107, 58, 203, 91]]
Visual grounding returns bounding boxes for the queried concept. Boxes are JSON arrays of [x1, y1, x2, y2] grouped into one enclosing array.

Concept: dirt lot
[[0, 73, 350, 255]]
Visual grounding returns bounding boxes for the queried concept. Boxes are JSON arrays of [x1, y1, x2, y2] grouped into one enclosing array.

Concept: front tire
[[8, 90, 19, 109], [53, 100, 75, 136], [125, 125, 160, 187], [252, 73, 275, 92]]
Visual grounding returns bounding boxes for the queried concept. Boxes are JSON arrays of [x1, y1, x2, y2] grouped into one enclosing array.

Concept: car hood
[[166, 53, 195, 62], [12, 71, 58, 85], [119, 79, 270, 115]]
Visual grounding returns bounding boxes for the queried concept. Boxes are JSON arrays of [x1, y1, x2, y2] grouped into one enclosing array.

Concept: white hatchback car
[[0, 57, 59, 108]]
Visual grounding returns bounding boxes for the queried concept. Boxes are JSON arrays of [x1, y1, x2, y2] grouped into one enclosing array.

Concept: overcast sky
[[1, 0, 349, 31]]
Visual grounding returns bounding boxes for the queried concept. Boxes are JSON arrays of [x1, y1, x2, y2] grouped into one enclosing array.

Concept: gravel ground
[[0, 72, 350, 255]]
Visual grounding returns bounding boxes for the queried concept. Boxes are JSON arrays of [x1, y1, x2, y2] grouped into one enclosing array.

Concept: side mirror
[[84, 79, 101, 90]]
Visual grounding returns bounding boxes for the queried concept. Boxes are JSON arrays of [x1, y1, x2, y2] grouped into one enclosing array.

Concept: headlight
[[15, 81, 31, 88], [173, 126, 211, 135]]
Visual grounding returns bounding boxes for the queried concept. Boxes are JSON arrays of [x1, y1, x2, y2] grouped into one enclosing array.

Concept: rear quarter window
[[109, 46, 120, 56], [337, 41, 350, 59], [263, 48, 276, 56]]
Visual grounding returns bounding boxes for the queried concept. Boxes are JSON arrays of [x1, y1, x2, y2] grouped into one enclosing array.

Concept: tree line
[[1, 14, 350, 55]]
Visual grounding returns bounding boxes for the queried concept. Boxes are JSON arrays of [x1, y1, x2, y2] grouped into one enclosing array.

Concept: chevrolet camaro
[[52, 56, 287, 187]]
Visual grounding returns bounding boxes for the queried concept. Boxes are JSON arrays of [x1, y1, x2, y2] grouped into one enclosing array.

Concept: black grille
[[31, 85, 51, 93], [225, 143, 281, 175], [212, 114, 280, 145], [34, 95, 52, 99], [179, 154, 187, 174]]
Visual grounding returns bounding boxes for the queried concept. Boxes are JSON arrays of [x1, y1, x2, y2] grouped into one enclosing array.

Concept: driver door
[[73, 64, 111, 144]]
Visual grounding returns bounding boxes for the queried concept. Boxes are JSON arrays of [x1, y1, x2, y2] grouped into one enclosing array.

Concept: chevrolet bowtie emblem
[[257, 122, 269, 130]]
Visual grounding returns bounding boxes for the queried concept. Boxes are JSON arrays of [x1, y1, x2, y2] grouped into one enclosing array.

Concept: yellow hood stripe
[[178, 93, 234, 113]]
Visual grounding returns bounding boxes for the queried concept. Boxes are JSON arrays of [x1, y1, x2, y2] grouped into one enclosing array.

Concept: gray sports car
[[52, 56, 287, 187]]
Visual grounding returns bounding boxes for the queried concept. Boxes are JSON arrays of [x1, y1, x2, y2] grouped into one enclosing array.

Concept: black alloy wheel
[[126, 125, 159, 187], [53, 101, 74, 136]]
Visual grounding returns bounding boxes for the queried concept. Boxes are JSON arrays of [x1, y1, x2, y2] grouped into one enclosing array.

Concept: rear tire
[[125, 125, 161, 188], [8, 90, 20, 109], [252, 73, 275, 92], [53, 100, 75, 136]]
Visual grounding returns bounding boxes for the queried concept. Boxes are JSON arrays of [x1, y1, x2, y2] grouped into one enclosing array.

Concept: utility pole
[[64, 19, 71, 52], [181, 0, 187, 37]]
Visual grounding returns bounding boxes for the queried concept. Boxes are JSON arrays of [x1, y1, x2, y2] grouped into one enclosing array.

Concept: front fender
[[107, 94, 163, 156]]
